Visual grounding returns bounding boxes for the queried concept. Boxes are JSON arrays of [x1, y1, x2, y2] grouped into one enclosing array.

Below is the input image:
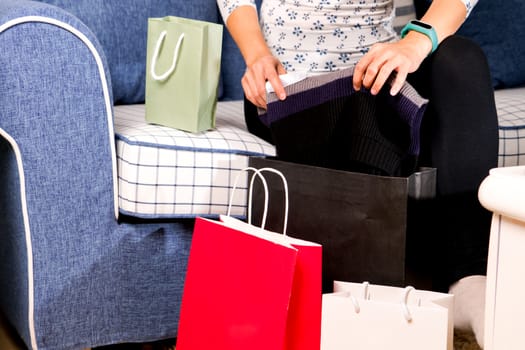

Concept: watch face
[[412, 20, 432, 29]]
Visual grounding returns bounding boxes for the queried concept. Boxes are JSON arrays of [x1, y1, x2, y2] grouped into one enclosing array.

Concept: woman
[[218, 0, 498, 346]]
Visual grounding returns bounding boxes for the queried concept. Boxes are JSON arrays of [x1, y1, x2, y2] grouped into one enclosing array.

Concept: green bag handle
[[150, 30, 184, 81]]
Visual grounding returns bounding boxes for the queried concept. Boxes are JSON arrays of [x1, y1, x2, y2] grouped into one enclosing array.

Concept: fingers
[[389, 70, 409, 96], [242, 68, 267, 108], [273, 64, 288, 100], [353, 42, 417, 96], [352, 50, 375, 92], [242, 55, 286, 109], [267, 74, 286, 100], [368, 58, 407, 95]]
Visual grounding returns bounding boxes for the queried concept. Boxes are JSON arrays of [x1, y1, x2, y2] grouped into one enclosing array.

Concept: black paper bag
[[248, 157, 436, 292]]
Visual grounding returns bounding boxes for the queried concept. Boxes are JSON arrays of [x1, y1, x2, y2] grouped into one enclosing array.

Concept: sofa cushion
[[495, 87, 525, 167], [114, 101, 275, 219], [415, 0, 525, 89], [457, 0, 525, 89], [112, 85, 525, 220], [35, 0, 218, 104]]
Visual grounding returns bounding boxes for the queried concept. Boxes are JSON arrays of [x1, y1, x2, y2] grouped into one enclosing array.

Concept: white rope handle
[[343, 281, 370, 314], [228, 167, 269, 228], [150, 30, 184, 81], [226, 166, 290, 235], [343, 291, 361, 314], [401, 286, 416, 322], [362, 281, 370, 300], [248, 167, 289, 236]]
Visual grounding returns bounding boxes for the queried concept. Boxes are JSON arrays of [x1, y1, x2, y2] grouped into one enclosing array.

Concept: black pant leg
[[408, 35, 499, 291]]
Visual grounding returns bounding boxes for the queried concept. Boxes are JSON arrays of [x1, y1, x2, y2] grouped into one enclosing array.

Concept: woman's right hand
[[221, 5, 287, 108], [242, 54, 287, 109]]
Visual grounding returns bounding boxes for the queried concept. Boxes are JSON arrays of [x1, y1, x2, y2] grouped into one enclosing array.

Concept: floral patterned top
[[218, 0, 477, 75]]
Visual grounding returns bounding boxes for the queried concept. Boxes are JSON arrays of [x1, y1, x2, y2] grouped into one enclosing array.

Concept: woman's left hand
[[352, 33, 432, 95]]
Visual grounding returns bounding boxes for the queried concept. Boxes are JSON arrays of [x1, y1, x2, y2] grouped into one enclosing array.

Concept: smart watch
[[400, 20, 439, 54]]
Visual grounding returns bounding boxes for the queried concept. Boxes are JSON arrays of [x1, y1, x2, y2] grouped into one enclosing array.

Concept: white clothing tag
[[265, 72, 308, 93]]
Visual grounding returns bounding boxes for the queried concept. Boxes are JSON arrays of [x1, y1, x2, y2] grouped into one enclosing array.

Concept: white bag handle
[[150, 30, 184, 81], [227, 166, 289, 235], [342, 281, 370, 314], [401, 286, 416, 322], [228, 167, 269, 227], [248, 167, 289, 235], [342, 291, 361, 314], [343, 282, 419, 322]]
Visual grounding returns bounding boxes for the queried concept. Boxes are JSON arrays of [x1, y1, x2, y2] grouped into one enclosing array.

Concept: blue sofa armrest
[[0, 0, 118, 219], [0, 0, 118, 216], [0, 4, 195, 348], [0, 0, 118, 347]]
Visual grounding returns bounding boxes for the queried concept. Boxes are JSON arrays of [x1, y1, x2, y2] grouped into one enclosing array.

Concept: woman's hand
[[242, 54, 287, 109], [352, 33, 431, 96], [221, 5, 287, 108], [352, 0, 470, 96]]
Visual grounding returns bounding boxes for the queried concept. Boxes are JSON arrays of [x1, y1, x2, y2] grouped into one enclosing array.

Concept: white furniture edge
[[478, 165, 525, 350], [478, 166, 525, 223]]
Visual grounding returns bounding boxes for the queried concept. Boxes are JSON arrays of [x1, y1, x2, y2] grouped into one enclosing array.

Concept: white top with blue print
[[218, 0, 477, 75]]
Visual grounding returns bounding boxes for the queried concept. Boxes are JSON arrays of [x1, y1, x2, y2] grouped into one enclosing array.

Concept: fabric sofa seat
[[113, 87, 525, 220], [494, 88, 525, 167], [115, 101, 275, 219]]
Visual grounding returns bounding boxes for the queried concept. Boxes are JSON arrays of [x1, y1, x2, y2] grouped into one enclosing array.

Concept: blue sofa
[[0, 1, 259, 349], [0, 0, 524, 349]]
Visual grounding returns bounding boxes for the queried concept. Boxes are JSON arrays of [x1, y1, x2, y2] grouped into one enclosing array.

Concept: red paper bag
[[176, 168, 322, 350]]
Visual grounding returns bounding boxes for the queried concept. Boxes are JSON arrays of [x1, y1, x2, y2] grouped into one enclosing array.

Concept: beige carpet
[[96, 332, 482, 349], [2, 309, 482, 350], [454, 329, 482, 350], [97, 332, 482, 349]]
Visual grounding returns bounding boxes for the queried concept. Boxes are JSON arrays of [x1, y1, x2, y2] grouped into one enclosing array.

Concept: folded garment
[[258, 67, 429, 176]]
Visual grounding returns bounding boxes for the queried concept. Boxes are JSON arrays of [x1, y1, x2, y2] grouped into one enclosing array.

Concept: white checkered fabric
[[114, 88, 525, 219], [114, 101, 275, 218], [495, 87, 525, 167]]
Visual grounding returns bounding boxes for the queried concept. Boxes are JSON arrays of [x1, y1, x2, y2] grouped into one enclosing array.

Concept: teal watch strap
[[400, 20, 439, 54]]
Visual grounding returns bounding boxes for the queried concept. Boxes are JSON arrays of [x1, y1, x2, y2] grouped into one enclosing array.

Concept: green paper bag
[[146, 16, 223, 132]]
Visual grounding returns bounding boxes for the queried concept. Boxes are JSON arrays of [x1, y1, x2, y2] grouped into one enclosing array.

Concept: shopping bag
[[145, 16, 222, 132], [176, 167, 322, 350], [321, 281, 454, 350], [248, 156, 436, 292]]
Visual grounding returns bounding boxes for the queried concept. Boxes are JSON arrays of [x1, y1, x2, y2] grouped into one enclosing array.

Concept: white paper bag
[[321, 281, 454, 350]]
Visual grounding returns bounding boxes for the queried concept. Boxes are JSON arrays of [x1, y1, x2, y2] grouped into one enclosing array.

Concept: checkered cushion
[[114, 87, 525, 219], [114, 101, 275, 219], [495, 87, 525, 167]]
